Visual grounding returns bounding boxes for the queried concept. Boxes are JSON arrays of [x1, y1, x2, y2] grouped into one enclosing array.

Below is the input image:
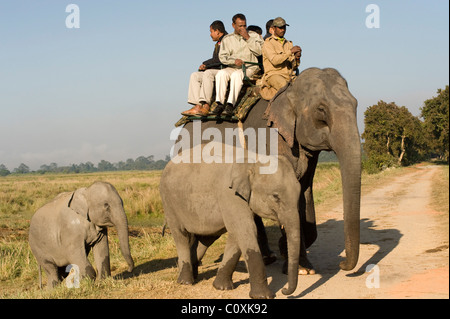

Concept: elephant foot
[[262, 252, 277, 266], [298, 265, 316, 275], [177, 275, 194, 285], [177, 263, 194, 285], [299, 256, 315, 275], [249, 286, 275, 299], [282, 257, 315, 275], [213, 276, 234, 291]]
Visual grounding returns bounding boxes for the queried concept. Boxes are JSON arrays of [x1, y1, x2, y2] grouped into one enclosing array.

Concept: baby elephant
[[29, 181, 134, 289], [160, 156, 301, 299]]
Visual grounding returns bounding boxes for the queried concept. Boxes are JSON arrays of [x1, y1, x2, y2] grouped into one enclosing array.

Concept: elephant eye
[[314, 104, 329, 127], [104, 203, 110, 211], [272, 193, 281, 204], [316, 105, 327, 120]]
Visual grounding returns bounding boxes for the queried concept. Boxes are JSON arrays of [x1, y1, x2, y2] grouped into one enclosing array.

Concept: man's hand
[[238, 28, 250, 40], [235, 59, 244, 67], [198, 64, 207, 71], [291, 45, 302, 55]]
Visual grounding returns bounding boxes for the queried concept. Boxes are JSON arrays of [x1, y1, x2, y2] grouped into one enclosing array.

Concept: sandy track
[[198, 165, 449, 299]]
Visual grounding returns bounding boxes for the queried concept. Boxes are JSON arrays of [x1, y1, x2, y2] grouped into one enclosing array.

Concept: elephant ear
[[229, 163, 254, 202], [263, 83, 297, 148], [68, 188, 89, 220]]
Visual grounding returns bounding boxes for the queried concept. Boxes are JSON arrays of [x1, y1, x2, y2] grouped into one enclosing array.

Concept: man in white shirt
[[211, 13, 264, 116]]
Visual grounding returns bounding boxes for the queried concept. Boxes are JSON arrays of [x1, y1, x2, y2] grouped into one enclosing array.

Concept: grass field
[[0, 163, 448, 298]]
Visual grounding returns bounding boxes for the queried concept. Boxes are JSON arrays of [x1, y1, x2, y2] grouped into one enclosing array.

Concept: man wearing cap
[[260, 17, 302, 100]]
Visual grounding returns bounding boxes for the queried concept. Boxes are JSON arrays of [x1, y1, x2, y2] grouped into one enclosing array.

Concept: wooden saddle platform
[[175, 85, 262, 127]]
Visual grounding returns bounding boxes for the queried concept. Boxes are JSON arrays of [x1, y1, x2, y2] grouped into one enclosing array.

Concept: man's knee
[[268, 75, 288, 90], [230, 70, 244, 82], [203, 69, 217, 80], [190, 71, 202, 83], [215, 70, 228, 81]]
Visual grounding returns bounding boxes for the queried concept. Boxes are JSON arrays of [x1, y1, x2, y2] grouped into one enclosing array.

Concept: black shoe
[[210, 103, 224, 116], [222, 104, 235, 117]]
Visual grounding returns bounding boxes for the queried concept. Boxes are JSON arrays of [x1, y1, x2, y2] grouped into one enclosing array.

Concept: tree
[[79, 162, 96, 173], [0, 164, 10, 176], [421, 85, 449, 161], [362, 101, 425, 172], [362, 101, 398, 157], [13, 163, 30, 174], [124, 158, 135, 170], [98, 160, 115, 172], [134, 156, 151, 170], [390, 106, 426, 165]]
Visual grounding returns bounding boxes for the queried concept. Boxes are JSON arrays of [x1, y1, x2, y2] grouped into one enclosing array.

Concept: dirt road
[[190, 165, 448, 299]]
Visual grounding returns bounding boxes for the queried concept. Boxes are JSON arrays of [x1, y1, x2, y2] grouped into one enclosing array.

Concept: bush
[[362, 153, 398, 174]]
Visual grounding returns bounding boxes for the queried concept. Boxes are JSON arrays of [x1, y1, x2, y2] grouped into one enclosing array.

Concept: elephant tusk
[[237, 120, 247, 149]]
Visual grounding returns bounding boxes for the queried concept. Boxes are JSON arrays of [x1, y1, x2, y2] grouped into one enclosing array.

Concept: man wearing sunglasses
[[260, 17, 302, 100]]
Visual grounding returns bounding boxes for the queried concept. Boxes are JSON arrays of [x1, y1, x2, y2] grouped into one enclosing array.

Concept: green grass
[[1, 163, 448, 298]]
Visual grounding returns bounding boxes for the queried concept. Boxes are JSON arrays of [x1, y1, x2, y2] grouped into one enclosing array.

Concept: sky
[[0, 0, 448, 170]]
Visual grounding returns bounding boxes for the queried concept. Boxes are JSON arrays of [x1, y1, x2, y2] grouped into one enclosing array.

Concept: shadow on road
[[264, 218, 402, 297]]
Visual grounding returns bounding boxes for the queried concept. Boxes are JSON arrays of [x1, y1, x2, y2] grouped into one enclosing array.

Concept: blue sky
[[0, 0, 448, 170]]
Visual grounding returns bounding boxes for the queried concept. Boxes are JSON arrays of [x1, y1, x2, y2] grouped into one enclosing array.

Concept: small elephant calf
[[29, 181, 134, 289], [160, 156, 301, 299]]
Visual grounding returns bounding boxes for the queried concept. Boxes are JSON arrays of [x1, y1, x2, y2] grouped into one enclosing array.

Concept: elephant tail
[[161, 222, 167, 237]]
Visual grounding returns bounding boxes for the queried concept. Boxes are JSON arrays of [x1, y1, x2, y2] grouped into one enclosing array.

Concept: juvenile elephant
[[29, 181, 134, 289], [160, 156, 301, 299]]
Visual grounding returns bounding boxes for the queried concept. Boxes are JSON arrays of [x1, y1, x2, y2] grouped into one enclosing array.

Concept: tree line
[[362, 85, 448, 173], [0, 155, 170, 176]]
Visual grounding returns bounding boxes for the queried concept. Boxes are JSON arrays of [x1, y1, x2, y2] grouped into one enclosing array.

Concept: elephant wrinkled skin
[[29, 181, 134, 289], [180, 67, 362, 274], [160, 156, 301, 299]]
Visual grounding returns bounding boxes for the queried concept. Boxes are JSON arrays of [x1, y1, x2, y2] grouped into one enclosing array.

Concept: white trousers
[[187, 69, 219, 105], [215, 67, 257, 106]]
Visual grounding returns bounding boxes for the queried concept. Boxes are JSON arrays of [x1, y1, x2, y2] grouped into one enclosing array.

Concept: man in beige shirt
[[260, 17, 301, 100], [211, 13, 264, 116]]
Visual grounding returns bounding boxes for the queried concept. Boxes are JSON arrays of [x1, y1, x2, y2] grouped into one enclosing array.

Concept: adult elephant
[[179, 67, 361, 273]]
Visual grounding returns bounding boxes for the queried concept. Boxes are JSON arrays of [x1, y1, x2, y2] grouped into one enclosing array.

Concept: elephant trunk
[[330, 117, 361, 271], [280, 210, 301, 295], [111, 209, 135, 272]]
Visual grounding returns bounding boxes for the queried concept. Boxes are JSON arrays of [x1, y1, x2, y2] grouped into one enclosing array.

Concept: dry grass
[[1, 163, 447, 298]]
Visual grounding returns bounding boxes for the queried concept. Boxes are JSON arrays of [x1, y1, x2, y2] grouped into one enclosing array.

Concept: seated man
[[263, 19, 274, 40], [211, 13, 264, 116], [182, 21, 227, 116], [260, 17, 301, 100]]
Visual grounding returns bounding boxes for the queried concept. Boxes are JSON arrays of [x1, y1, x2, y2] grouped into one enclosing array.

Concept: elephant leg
[[74, 260, 96, 280], [69, 243, 96, 280], [42, 262, 61, 289], [189, 237, 200, 280], [172, 228, 196, 285], [223, 213, 274, 299], [92, 230, 111, 280], [297, 152, 319, 274], [241, 239, 274, 299], [254, 215, 276, 265], [213, 233, 241, 291]]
